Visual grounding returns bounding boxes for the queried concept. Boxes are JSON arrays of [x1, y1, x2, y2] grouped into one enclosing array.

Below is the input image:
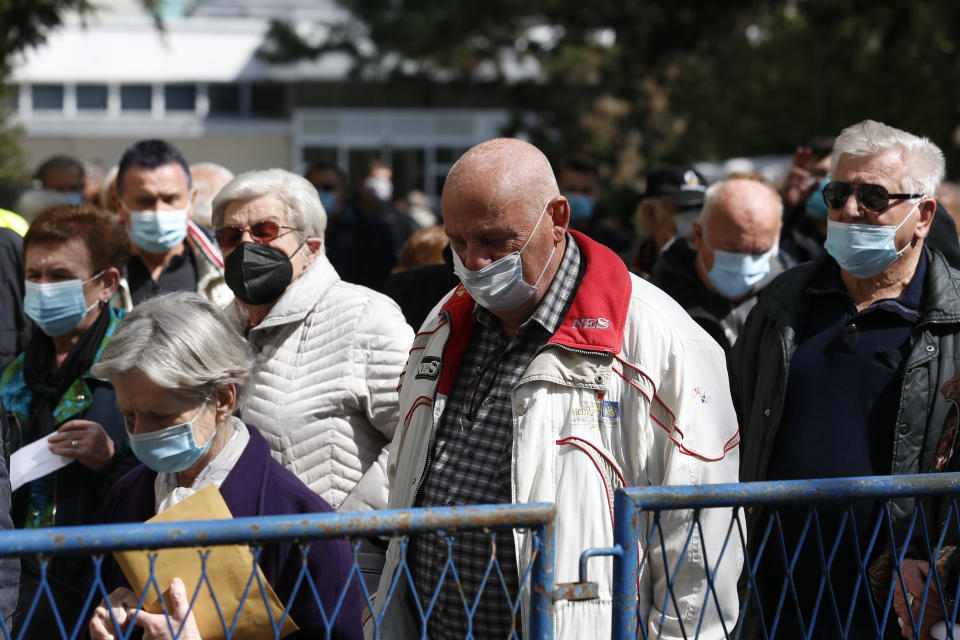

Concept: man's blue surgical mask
[[316, 188, 338, 214], [700, 239, 775, 299], [805, 180, 830, 219], [565, 193, 595, 222], [124, 203, 189, 254], [673, 208, 700, 239], [452, 201, 557, 311], [24, 271, 103, 336], [64, 192, 84, 206], [824, 199, 922, 278], [128, 402, 215, 474]]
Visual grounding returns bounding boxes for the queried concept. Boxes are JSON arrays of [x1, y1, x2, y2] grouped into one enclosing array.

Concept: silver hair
[[830, 120, 946, 196], [190, 162, 235, 230], [698, 176, 783, 236], [211, 168, 327, 242], [92, 292, 253, 401]]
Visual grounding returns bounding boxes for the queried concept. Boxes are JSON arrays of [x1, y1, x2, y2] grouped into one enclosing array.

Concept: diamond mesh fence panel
[[611, 473, 960, 640], [0, 503, 556, 640]]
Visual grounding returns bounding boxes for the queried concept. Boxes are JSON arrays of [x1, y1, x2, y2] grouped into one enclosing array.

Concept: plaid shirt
[[412, 236, 583, 639]]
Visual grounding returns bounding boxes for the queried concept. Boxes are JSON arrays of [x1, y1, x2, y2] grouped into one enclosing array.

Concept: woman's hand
[[135, 578, 202, 640], [894, 559, 944, 640], [48, 419, 115, 472], [89, 579, 201, 640], [89, 587, 138, 640]]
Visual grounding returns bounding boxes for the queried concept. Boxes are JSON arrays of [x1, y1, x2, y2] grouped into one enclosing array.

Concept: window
[[208, 83, 240, 115], [76, 84, 108, 111], [32, 84, 63, 111], [251, 83, 285, 117], [164, 84, 196, 111], [121, 85, 152, 111]]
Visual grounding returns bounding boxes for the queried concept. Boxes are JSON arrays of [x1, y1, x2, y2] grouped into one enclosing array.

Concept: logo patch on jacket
[[570, 400, 620, 427], [416, 357, 441, 380], [694, 386, 711, 404], [572, 317, 610, 329]]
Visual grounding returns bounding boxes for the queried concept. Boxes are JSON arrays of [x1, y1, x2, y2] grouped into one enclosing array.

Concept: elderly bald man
[[373, 139, 742, 639], [652, 174, 791, 355]]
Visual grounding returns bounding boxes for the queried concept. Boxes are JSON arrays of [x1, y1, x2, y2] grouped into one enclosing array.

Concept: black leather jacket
[[731, 248, 960, 524]]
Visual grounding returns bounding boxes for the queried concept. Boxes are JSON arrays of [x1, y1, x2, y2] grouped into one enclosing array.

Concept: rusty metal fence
[[0, 502, 556, 640], [602, 472, 960, 639]]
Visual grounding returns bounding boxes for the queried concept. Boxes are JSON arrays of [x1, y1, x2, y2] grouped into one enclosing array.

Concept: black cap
[[642, 166, 708, 206]]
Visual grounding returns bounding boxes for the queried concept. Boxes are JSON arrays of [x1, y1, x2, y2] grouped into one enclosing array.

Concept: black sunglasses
[[214, 220, 300, 250], [822, 181, 923, 213]]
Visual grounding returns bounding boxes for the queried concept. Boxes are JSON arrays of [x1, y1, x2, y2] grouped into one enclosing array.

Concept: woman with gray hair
[[210, 169, 412, 516], [87, 292, 361, 640]]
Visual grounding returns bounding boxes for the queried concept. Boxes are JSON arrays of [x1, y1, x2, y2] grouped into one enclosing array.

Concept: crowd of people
[[0, 118, 955, 639]]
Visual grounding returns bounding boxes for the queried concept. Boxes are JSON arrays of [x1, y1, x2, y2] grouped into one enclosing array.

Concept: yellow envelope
[[113, 484, 299, 640]]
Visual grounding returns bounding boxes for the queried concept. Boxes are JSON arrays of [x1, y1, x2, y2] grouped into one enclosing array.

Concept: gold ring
[[71, 440, 79, 449]]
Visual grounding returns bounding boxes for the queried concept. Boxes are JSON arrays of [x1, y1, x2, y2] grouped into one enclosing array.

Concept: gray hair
[[831, 120, 946, 196], [211, 168, 327, 242], [92, 292, 253, 401], [190, 162, 235, 229]]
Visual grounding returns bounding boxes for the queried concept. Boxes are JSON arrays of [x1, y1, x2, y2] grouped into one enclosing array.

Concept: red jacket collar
[[435, 231, 630, 394]]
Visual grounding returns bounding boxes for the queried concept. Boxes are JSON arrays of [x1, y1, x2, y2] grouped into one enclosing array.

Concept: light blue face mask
[[63, 192, 84, 206], [823, 199, 922, 278], [128, 402, 215, 474], [452, 200, 556, 311], [565, 193, 595, 222], [673, 208, 700, 239], [316, 188, 338, 214], [805, 180, 830, 219], [24, 271, 103, 336], [700, 240, 776, 299], [126, 206, 189, 253]]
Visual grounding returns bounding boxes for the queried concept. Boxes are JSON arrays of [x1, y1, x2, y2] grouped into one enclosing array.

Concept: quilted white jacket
[[225, 253, 414, 510], [372, 232, 742, 639]]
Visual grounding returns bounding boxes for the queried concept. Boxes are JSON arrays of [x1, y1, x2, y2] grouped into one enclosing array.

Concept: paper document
[[10, 437, 72, 491], [113, 484, 298, 640]]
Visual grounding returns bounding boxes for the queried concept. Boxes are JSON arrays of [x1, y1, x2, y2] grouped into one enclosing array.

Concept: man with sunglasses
[[111, 139, 231, 310], [373, 139, 742, 639], [732, 120, 960, 638]]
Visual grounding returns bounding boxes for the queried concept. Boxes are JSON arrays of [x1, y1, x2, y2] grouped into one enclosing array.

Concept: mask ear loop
[[892, 197, 925, 257], [82, 270, 107, 312]]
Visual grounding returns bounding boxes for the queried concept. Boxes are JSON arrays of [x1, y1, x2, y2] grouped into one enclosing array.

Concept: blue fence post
[[612, 489, 640, 640], [529, 517, 555, 640]]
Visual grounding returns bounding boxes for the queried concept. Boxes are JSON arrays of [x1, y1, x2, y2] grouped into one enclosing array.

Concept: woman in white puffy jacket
[[210, 168, 414, 514]]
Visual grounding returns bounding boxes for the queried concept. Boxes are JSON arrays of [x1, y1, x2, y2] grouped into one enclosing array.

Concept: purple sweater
[[98, 425, 362, 640]]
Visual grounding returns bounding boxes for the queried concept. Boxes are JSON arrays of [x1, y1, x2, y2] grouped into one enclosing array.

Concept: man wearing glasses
[[732, 120, 960, 638], [373, 138, 742, 639]]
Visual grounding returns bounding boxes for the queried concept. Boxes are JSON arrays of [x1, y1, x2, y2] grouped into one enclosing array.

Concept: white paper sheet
[[10, 437, 72, 491]]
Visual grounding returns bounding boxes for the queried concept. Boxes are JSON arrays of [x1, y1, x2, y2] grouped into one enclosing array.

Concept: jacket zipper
[[408, 311, 452, 509]]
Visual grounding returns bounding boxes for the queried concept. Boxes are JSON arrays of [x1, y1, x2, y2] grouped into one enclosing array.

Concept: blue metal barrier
[[0, 502, 556, 640], [610, 473, 960, 640]]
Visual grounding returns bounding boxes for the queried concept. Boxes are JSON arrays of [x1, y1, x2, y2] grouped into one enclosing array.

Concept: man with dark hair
[[304, 160, 348, 219], [556, 153, 631, 253], [111, 139, 231, 308], [33, 155, 85, 204]]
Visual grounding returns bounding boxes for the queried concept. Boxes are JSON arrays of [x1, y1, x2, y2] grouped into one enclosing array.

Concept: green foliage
[[263, 0, 960, 193]]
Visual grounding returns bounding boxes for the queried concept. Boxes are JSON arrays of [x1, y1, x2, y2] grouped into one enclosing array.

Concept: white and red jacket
[[115, 221, 233, 310], [372, 232, 742, 639]]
